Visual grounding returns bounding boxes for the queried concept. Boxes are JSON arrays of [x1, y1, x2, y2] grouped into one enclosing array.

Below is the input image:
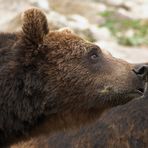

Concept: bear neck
[[0, 62, 54, 146]]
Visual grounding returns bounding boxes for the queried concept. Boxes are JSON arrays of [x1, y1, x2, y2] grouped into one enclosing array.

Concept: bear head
[[0, 8, 144, 146]]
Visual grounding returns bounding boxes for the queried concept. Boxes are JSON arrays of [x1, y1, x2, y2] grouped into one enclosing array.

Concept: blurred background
[[1, 0, 148, 63]]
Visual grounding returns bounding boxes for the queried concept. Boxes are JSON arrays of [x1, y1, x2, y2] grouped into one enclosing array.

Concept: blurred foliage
[[100, 10, 148, 46]]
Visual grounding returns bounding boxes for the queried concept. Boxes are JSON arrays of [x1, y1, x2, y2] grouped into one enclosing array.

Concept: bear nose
[[133, 65, 148, 80]]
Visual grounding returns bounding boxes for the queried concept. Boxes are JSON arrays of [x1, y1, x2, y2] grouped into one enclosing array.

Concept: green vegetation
[[100, 10, 148, 46]]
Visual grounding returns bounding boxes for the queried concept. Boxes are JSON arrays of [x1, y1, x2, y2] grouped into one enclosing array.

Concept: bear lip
[[136, 88, 144, 95]]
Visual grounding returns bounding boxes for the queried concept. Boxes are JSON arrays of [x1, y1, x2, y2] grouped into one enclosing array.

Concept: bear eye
[[90, 53, 99, 60], [88, 47, 100, 63]]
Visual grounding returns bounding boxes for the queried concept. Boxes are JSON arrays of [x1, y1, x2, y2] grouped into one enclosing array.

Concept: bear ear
[[22, 8, 49, 44]]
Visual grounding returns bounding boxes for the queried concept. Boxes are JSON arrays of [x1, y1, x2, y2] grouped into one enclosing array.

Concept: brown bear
[[12, 67, 148, 148], [0, 8, 145, 147]]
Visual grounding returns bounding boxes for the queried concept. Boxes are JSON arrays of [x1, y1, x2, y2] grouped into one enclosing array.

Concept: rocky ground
[[0, 0, 148, 63]]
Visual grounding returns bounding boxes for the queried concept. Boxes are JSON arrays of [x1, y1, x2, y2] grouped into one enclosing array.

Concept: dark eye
[[90, 53, 99, 60], [88, 47, 100, 63]]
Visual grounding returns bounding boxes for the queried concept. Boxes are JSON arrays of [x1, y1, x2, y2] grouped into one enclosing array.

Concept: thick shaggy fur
[[12, 83, 148, 148], [0, 8, 144, 147]]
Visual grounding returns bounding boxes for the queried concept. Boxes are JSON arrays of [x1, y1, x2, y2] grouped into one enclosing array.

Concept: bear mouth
[[130, 88, 144, 98], [109, 88, 144, 106], [136, 88, 144, 95]]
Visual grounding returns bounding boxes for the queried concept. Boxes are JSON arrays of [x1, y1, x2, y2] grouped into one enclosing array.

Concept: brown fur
[[12, 88, 148, 148], [0, 8, 144, 147]]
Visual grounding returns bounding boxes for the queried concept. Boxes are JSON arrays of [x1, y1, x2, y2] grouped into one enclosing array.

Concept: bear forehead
[[45, 31, 83, 44], [43, 31, 94, 56]]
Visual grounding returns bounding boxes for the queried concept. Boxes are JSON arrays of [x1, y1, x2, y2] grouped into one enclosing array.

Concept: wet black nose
[[133, 65, 148, 80]]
